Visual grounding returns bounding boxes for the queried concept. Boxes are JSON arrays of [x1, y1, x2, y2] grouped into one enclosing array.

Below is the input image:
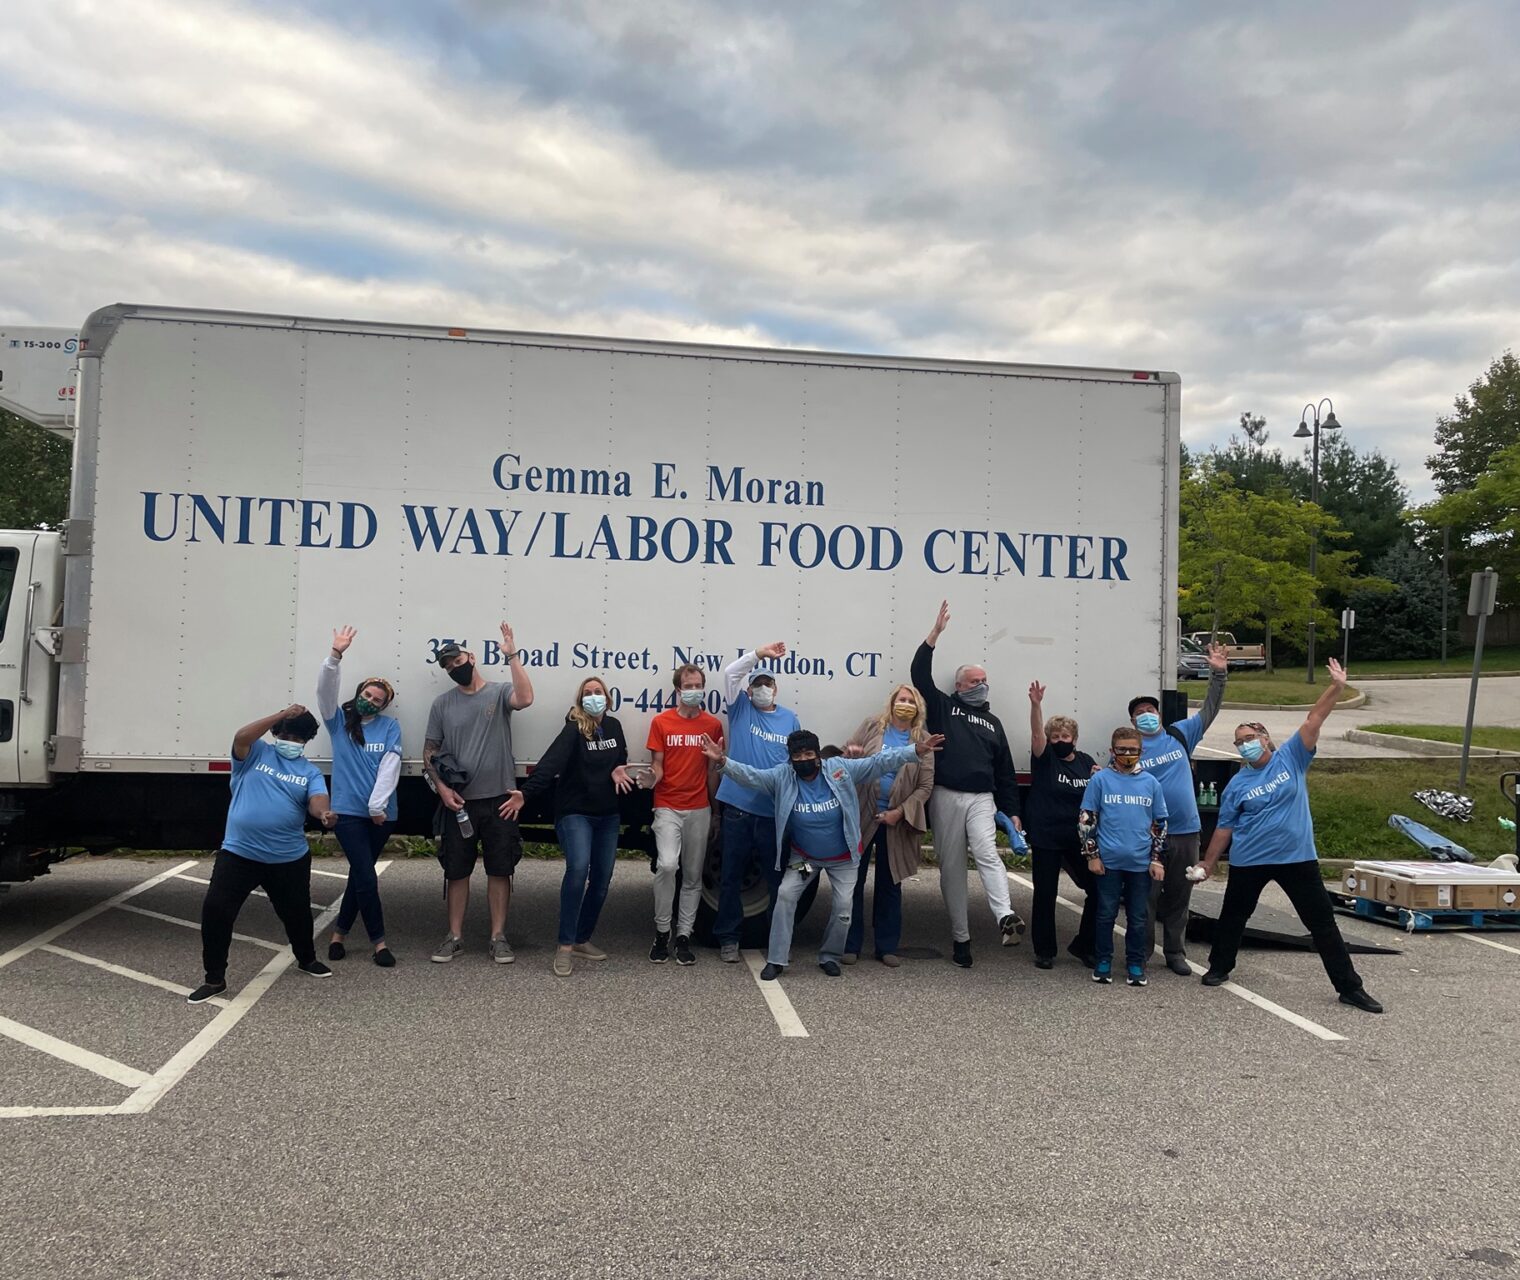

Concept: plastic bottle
[[455, 806, 475, 839], [1197, 780, 1207, 806], [1207, 782, 1218, 807]]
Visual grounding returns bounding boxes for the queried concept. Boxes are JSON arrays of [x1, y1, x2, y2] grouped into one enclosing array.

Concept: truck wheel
[[689, 828, 820, 948]]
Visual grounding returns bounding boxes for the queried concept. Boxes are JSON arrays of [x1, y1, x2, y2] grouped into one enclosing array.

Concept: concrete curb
[[1344, 728, 1520, 757], [1188, 690, 1369, 712], [1356, 670, 1520, 682]]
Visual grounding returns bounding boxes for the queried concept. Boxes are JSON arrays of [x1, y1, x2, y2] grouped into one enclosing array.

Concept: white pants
[[930, 788, 1012, 943], [652, 806, 711, 937]]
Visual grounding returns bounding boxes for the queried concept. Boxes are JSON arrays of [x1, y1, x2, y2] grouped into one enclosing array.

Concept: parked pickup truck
[[1186, 631, 1266, 670]]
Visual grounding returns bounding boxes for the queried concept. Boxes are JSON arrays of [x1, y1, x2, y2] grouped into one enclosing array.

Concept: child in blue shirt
[[1079, 727, 1169, 986]]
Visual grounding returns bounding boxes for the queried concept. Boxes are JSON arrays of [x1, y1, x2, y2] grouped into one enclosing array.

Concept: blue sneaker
[[1091, 961, 1112, 985], [1126, 964, 1147, 987]]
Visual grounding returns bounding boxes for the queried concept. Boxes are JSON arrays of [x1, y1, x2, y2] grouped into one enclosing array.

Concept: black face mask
[[791, 758, 821, 780], [1051, 741, 1076, 760], [448, 662, 475, 687]]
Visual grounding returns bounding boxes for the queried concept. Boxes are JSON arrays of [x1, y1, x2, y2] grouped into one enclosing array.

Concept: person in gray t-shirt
[[423, 621, 536, 964]]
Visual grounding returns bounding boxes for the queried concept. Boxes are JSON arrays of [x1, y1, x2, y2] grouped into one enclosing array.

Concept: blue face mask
[[1238, 739, 1265, 762], [679, 688, 705, 707], [274, 740, 306, 760], [582, 694, 607, 716], [1135, 712, 1161, 734]]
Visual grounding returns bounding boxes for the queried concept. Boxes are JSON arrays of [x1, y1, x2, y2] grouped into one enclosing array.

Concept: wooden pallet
[[1335, 895, 1520, 933]]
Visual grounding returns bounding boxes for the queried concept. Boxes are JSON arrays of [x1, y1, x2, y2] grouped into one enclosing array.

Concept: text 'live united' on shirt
[[646, 708, 724, 811], [1079, 768, 1168, 873], [223, 739, 327, 863], [519, 713, 629, 819], [1216, 731, 1318, 867], [910, 642, 1020, 818], [716, 651, 801, 817]]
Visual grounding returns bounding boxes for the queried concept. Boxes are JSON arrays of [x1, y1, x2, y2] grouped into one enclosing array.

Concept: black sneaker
[[952, 940, 973, 969], [1339, 988, 1384, 1014], [1166, 955, 1191, 977], [649, 931, 671, 964], [1200, 969, 1229, 987], [999, 912, 1026, 946], [1034, 956, 1054, 970], [1067, 940, 1096, 968], [819, 960, 842, 977], [373, 947, 396, 968], [328, 940, 346, 961], [673, 935, 696, 966], [186, 980, 226, 1005], [298, 960, 333, 979], [760, 963, 784, 981]]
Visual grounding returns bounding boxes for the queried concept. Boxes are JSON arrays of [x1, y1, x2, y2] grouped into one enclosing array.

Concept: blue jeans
[[1093, 868, 1151, 971], [714, 807, 780, 946], [845, 827, 902, 957], [333, 815, 394, 941], [556, 813, 620, 947], [768, 860, 858, 967]]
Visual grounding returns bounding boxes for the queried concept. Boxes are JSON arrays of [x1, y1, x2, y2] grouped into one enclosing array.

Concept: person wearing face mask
[[1194, 658, 1382, 1013], [1078, 728, 1168, 987], [1025, 682, 1100, 969], [698, 728, 944, 978], [713, 643, 802, 963], [839, 684, 936, 967], [424, 624, 535, 965], [911, 600, 1025, 969], [318, 626, 402, 967], [187, 704, 338, 1004], [503, 677, 633, 977], [1127, 640, 1229, 975], [644, 664, 724, 965]]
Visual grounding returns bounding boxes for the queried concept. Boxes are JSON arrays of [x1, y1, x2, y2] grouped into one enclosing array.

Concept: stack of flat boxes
[[1344, 861, 1520, 912]]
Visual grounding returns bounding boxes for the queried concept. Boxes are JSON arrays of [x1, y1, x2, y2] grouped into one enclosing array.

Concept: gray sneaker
[[720, 943, 740, 963], [490, 936, 515, 965], [431, 934, 463, 963]]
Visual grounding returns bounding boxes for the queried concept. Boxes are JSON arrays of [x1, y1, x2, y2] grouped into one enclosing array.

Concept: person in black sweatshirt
[[503, 676, 631, 977], [911, 600, 1025, 969]]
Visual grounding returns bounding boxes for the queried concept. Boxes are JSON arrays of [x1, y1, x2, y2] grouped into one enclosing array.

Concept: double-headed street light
[[1294, 398, 1343, 683]]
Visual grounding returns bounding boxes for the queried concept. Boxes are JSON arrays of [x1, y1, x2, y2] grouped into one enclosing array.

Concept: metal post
[[1306, 425, 1319, 684], [1459, 610, 1488, 791]]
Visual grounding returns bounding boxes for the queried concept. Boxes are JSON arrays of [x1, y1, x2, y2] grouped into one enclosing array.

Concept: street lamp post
[[1293, 399, 1343, 684]]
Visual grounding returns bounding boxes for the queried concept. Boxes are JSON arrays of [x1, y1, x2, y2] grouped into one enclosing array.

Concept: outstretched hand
[[611, 765, 634, 795], [928, 599, 951, 643], [331, 626, 356, 656], [1206, 642, 1228, 673], [914, 733, 947, 756], [500, 620, 516, 651], [499, 791, 525, 820], [1028, 680, 1045, 704], [1327, 656, 1347, 687], [698, 733, 726, 763], [755, 641, 788, 660]]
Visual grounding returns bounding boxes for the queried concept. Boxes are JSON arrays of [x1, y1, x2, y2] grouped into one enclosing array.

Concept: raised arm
[[501, 621, 535, 710], [698, 732, 784, 796], [722, 642, 786, 706], [1193, 643, 1230, 734], [233, 704, 306, 762], [1028, 681, 1046, 759], [318, 626, 354, 721], [1299, 657, 1347, 751]]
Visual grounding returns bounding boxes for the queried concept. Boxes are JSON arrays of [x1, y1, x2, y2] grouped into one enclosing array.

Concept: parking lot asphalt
[[0, 854, 1516, 1279]]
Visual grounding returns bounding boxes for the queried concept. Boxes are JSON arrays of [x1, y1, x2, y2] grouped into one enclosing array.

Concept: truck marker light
[[207, 761, 232, 773], [448, 328, 467, 337]]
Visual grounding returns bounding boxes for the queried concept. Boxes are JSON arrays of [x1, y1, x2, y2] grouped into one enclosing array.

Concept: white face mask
[[750, 685, 775, 709], [679, 688, 705, 707], [274, 740, 306, 760]]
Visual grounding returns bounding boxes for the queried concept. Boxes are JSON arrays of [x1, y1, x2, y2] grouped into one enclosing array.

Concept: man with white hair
[[912, 600, 1024, 969]]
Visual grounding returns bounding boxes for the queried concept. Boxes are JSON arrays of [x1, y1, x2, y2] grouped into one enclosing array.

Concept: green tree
[[0, 409, 71, 529], [1429, 350, 1520, 495], [1312, 435, 1409, 572], [1344, 540, 1446, 661], [1416, 439, 1520, 595]]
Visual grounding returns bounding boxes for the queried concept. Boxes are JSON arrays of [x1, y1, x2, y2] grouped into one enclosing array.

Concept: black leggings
[[1030, 845, 1097, 960], [200, 850, 316, 982], [1207, 859, 1363, 994]]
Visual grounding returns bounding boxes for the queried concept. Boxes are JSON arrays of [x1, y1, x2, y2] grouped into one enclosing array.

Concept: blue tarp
[[1388, 813, 1474, 863]]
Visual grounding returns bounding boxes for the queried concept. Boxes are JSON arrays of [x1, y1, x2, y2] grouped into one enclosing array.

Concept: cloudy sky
[[3, 0, 1516, 498]]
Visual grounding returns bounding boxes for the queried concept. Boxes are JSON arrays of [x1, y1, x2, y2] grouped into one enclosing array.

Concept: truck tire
[[688, 813, 819, 948]]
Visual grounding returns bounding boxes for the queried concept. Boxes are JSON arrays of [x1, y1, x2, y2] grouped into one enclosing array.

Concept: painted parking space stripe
[[0, 860, 390, 1120], [310, 868, 350, 880], [1456, 933, 1520, 957], [0, 860, 199, 973], [40, 944, 231, 1008], [0, 1013, 151, 1088], [115, 905, 285, 950], [173, 872, 325, 911], [742, 949, 809, 1038], [1005, 871, 1346, 1043]]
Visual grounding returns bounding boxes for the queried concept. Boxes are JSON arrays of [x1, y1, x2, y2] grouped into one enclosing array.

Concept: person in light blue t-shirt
[[189, 703, 337, 1005], [1195, 658, 1382, 1014], [319, 626, 403, 968], [1079, 728, 1168, 987]]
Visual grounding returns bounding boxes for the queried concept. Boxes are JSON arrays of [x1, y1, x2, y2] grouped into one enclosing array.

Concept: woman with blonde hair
[[504, 676, 632, 976], [840, 684, 936, 967]]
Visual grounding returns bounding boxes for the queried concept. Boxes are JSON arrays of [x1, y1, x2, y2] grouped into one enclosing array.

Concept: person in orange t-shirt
[[644, 663, 724, 965]]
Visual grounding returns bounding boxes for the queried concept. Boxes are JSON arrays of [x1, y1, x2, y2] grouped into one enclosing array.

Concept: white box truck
[[0, 304, 1181, 930]]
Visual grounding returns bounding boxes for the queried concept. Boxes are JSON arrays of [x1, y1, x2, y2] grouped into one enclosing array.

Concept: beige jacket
[[844, 717, 935, 884]]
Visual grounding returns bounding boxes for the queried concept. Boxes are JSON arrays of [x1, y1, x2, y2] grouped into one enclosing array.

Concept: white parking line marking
[[1005, 872, 1345, 1043], [172, 873, 324, 911], [0, 860, 199, 973], [40, 944, 230, 1008], [1457, 933, 1520, 957], [114, 905, 284, 950], [310, 868, 350, 880], [116, 861, 391, 1115], [742, 949, 809, 1038], [0, 1014, 151, 1088], [0, 1104, 126, 1119]]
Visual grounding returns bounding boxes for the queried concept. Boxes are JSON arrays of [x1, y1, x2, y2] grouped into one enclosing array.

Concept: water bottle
[[455, 806, 475, 839]]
